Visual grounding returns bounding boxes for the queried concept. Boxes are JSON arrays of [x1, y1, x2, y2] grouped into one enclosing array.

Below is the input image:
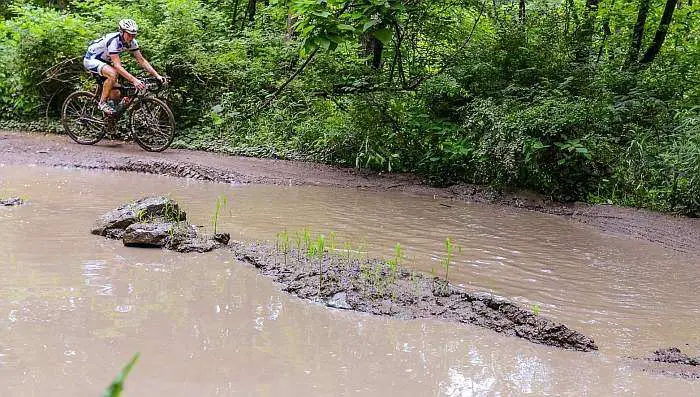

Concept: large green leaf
[[371, 27, 393, 45]]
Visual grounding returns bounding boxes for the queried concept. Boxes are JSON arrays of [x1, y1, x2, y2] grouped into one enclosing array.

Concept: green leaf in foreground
[[101, 353, 140, 397]]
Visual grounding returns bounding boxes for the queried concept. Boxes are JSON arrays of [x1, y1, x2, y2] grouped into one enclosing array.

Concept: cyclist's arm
[[109, 54, 139, 85], [133, 50, 163, 80]]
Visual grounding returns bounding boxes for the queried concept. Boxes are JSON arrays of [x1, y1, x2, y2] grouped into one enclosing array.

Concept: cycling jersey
[[84, 32, 139, 64]]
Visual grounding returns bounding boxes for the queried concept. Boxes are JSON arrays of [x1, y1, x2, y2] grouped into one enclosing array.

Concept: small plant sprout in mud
[[210, 193, 229, 235], [442, 237, 455, 282], [388, 242, 403, 279], [373, 262, 384, 296], [163, 198, 181, 223], [135, 208, 148, 222], [303, 227, 312, 254], [411, 271, 420, 295], [101, 353, 140, 397], [343, 240, 353, 262], [360, 261, 373, 296], [328, 231, 337, 252], [294, 230, 303, 260], [532, 304, 541, 316], [277, 229, 290, 265], [316, 234, 326, 257], [316, 234, 326, 296]]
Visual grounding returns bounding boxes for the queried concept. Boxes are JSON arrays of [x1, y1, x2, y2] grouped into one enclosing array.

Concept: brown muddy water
[[0, 165, 698, 396]]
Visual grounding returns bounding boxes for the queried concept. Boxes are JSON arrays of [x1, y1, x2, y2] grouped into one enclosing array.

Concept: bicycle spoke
[[62, 92, 107, 145], [124, 95, 175, 151]]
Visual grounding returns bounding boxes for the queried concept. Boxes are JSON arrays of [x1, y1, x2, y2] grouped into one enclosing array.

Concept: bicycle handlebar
[[121, 76, 168, 95]]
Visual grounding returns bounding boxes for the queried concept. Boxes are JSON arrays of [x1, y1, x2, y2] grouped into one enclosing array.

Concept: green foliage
[[101, 353, 140, 397], [1, 0, 699, 214], [1, 3, 94, 116], [210, 193, 229, 234], [442, 237, 454, 282]]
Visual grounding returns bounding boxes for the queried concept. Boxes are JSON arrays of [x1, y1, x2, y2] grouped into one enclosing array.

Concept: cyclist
[[83, 19, 166, 114]]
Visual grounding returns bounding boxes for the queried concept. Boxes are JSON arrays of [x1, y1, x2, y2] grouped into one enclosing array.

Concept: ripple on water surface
[[0, 165, 698, 396]]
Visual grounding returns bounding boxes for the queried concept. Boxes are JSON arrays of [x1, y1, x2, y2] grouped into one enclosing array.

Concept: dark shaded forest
[[1, 0, 698, 213]]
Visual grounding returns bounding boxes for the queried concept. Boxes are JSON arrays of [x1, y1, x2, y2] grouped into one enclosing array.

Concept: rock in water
[[650, 347, 699, 366], [213, 233, 231, 245], [326, 292, 353, 310], [91, 196, 186, 238], [1, 197, 23, 206], [93, 197, 229, 253], [122, 222, 174, 247]]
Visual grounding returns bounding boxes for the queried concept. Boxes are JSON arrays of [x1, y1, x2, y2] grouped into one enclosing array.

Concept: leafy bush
[[1, 4, 94, 117], [0, 0, 698, 214]]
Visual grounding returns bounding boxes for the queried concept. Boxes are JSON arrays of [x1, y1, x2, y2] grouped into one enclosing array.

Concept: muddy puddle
[[0, 165, 698, 396]]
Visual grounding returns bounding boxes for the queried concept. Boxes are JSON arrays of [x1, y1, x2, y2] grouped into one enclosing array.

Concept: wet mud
[[2, 131, 699, 256], [230, 241, 598, 352], [629, 347, 700, 380]]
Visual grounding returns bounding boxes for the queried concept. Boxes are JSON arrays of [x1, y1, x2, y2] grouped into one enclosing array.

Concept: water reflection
[[440, 367, 496, 397], [0, 166, 698, 396]]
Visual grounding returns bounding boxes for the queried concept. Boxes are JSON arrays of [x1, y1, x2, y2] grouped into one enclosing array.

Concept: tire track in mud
[[75, 159, 251, 185], [2, 130, 699, 256]]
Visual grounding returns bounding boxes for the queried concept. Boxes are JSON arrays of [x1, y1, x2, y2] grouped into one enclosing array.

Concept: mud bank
[[90, 196, 598, 351], [230, 241, 598, 352], [630, 347, 700, 380], [3, 131, 698, 256]]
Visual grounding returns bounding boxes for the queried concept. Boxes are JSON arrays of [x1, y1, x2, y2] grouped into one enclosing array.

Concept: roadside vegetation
[[1, 0, 698, 214]]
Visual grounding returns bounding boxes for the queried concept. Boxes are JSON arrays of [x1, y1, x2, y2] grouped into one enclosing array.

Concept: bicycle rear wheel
[[61, 91, 107, 145], [129, 97, 175, 152]]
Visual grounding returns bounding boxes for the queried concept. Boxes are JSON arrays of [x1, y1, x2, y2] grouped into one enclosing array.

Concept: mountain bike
[[61, 76, 175, 152]]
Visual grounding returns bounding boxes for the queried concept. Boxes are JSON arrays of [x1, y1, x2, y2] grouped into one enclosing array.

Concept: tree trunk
[[639, 0, 678, 64], [286, 12, 297, 41], [392, 21, 406, 88], [371, 38, 384, 69], [626, 0, 651, 66], [231, 0, 241, 30], [361, 34, 384, 69], [596, 0, 615, 63], [575, 0, 600, 62], [247, 0, 257, 22], [519, 0, 525, 24], [242, 0, 257, 29]]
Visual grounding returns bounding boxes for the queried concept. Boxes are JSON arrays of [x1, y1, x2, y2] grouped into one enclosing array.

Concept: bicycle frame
[[93, 75, 162, 121]]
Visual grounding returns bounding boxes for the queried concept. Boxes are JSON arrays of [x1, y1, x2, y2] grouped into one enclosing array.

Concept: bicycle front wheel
[[61, 91, 107, 145], [129, 97, 175, 152]]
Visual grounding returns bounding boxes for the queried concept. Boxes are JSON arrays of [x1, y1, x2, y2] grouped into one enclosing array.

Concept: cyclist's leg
[[99, 64, 118, 105], [84, 57, 114, 113]]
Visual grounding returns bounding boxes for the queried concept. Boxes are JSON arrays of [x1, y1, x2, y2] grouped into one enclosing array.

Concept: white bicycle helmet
[[118, 19, 138, 35]]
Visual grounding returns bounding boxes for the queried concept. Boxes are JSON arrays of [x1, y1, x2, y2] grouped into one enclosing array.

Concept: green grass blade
[[100, 353, 140, 397]]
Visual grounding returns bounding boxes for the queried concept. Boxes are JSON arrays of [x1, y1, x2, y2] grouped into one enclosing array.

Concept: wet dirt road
[[1, 130, 699, 257]]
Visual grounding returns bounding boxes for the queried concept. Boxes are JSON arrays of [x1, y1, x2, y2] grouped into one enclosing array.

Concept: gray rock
[[92, 196, 186, 237], [326, 292, 353, 310], [167, 236, 221, 253], [212, 233, 231, 244], [1, 197, 23, 206], [93, 197, 230, 253], [123, 222, 173, 247]]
